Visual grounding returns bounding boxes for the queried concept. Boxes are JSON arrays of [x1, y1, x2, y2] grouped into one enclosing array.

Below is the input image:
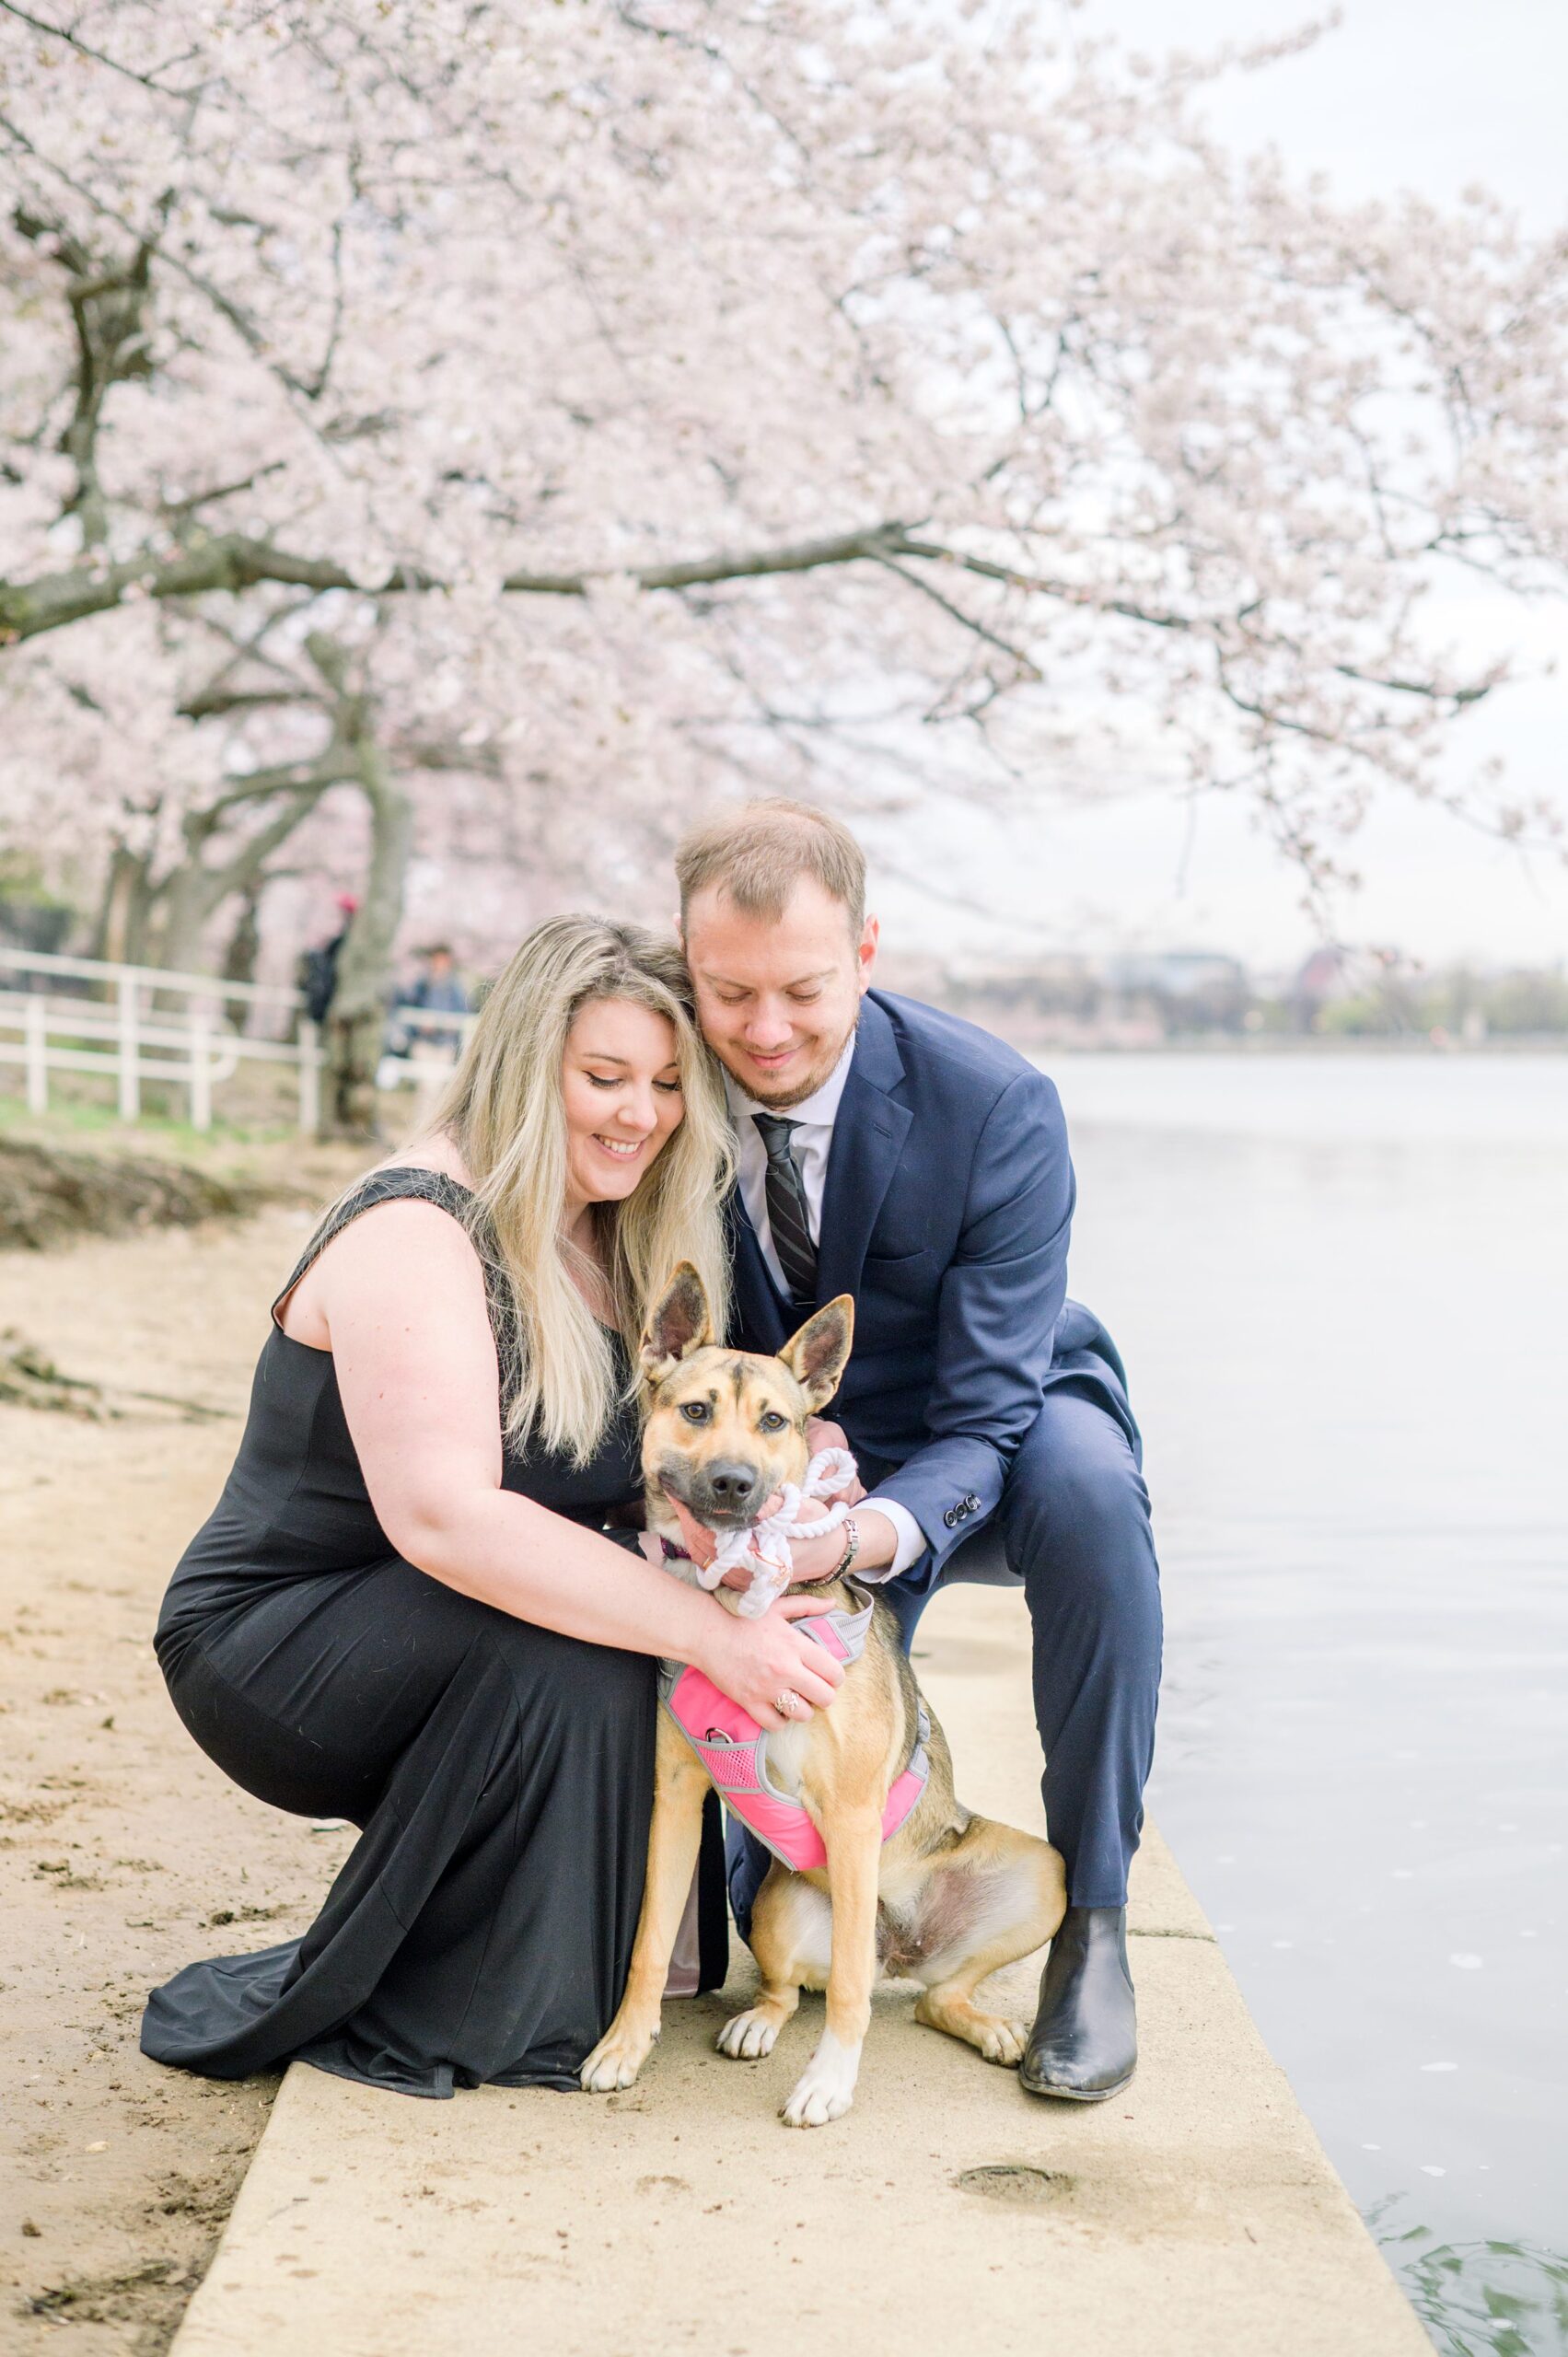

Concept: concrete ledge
[[172, 1589, 1428, 2357]]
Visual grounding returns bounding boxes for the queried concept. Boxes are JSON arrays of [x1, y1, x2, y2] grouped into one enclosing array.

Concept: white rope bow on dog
[[696, 1446, 859, 1620]]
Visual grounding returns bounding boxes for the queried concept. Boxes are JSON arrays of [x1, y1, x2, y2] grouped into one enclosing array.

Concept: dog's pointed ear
[[640, 1261, 715, 1386], [778, 1294, 854, 1412]]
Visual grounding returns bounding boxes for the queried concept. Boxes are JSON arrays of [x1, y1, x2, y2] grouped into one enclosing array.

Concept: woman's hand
[[697, 1594, 844, 1731], [666, 1484, 897, 1590], [666, 1490, 786, 1591]]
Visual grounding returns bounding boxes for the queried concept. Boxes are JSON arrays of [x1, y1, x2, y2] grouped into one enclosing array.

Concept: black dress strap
[[273, 1168, 520, 1400]]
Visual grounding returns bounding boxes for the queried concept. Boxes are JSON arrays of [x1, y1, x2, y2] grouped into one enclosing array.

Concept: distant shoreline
[[1001, 1032, 1568, 1056]]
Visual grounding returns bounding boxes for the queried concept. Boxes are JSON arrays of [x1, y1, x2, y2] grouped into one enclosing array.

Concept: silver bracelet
[[830, 1515, 861, 1579]]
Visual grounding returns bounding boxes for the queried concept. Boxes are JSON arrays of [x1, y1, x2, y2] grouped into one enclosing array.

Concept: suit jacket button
[[968, 1493, 980, 1510], [943, 1507, 957, 1528]]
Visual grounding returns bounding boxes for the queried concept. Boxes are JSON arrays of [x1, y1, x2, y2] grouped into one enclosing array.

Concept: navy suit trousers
[[726, 1382, 1163, 1933]]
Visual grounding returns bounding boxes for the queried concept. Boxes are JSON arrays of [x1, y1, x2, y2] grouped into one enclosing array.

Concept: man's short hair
[[675, 799, 866, 934]]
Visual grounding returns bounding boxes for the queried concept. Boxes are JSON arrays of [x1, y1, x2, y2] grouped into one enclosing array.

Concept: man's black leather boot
[[1018, 1905, 1136, 2100]]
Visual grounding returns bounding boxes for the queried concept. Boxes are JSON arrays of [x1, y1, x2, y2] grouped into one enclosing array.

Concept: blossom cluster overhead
[[1, 0, 1565, 958]]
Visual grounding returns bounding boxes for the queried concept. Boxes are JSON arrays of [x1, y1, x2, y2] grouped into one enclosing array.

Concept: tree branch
[[0, 524, 905, 643], [160, 460, 288, 519], [13, 206, 158, 545], [0, 2, 203, 97], [0, 533, 414, 643], [0, 514, 1504, 729], [0, 109, 319, 401], [177, 685, 324, 721], [499, 523, 916, 597], [871, 552, 1043, 682], [203, 784, 336, 905]]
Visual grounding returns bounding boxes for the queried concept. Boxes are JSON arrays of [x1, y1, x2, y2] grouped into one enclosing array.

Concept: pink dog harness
[[658, 1578, 932, 1874]]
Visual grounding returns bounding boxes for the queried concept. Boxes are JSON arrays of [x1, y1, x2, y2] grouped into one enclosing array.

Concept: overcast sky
[[867, 0, 1568, 974]]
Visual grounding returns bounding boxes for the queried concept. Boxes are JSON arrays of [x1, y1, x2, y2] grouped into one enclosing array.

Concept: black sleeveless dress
[[141, 1169, 670, 2098]]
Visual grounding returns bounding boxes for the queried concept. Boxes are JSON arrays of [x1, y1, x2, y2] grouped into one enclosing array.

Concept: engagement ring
[[774, 1689, 804, 1719]]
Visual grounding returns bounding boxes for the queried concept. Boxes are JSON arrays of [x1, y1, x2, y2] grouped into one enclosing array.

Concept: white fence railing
[[0, 946, 321, 1132]]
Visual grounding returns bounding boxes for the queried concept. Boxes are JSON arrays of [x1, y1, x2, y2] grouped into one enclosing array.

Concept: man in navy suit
[[676, 800, 1162, 2100]]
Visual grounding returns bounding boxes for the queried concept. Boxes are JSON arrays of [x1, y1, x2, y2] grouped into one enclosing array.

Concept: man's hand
[[784, 1505, 900, 1585], [804, 1416, 866, 1505], [666, 1469, 896, 1590]]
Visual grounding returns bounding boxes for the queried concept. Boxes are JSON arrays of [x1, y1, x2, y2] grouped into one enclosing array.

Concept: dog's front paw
[[780, 2030, 861, 2128], [977, 2016, 1030, 2067], [579, 2016, 658, 2093], [717, 2007, 782, 2061]]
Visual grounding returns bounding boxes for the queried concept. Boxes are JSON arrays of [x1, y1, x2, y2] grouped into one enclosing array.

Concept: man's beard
[[727, 1015, 858, 1110]]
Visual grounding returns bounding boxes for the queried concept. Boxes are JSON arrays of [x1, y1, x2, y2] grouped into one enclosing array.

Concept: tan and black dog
[[579, 1263, 1067, 2128]]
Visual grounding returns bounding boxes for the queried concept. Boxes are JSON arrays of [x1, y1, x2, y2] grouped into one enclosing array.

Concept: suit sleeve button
[[943, 1507, 957, 1528]]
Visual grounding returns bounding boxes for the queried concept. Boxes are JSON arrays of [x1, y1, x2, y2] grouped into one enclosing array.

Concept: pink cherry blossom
[[0, 0, 1562, 1105]]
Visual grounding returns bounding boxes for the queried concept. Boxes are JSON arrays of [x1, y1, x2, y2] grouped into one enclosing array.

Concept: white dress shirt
[[726, 1039, 928, 1577]]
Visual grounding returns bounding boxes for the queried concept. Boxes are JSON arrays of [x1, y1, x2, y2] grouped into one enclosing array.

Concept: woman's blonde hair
[[427, 915, 733, 1465]]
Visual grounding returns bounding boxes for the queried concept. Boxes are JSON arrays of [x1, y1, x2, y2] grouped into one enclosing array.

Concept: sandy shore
[[2, 1178, 360, 2353]]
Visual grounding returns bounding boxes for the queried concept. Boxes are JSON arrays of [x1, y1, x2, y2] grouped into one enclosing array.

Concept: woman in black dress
[[142, 917, 842, 2099]]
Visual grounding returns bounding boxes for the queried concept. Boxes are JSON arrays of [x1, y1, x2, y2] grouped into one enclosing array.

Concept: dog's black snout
[[703, 1460, 761, 1508]]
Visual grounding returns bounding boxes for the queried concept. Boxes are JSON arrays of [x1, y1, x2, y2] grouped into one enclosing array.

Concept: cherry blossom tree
[[2, 0, 1565, 1130]]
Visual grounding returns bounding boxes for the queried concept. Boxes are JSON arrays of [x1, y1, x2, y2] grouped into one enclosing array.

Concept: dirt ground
[[2, 1143, 364, 2353]]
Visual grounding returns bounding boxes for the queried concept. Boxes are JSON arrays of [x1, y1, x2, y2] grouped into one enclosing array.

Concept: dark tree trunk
[[154, 782, 331, 981], [318, 735, 413, 1142], [320, 1004, 388, 1140], [91, 845, 157, 967], [221, 888, 263, 989]]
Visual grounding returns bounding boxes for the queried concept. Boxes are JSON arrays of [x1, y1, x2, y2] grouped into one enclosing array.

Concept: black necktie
[[753, 1114, 818, 1304]]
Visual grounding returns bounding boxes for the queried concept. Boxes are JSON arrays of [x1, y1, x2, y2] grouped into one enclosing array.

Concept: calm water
[[1051, 1052, 1568, 2357]]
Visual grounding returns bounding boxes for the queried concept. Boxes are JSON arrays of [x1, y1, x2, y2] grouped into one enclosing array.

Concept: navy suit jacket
[[726, 991, 1135, 1595]]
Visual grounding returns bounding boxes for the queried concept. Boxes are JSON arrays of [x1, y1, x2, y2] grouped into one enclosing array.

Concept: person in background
[[298, 893, 359, 1028], [400, 943, 471, 1054]]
